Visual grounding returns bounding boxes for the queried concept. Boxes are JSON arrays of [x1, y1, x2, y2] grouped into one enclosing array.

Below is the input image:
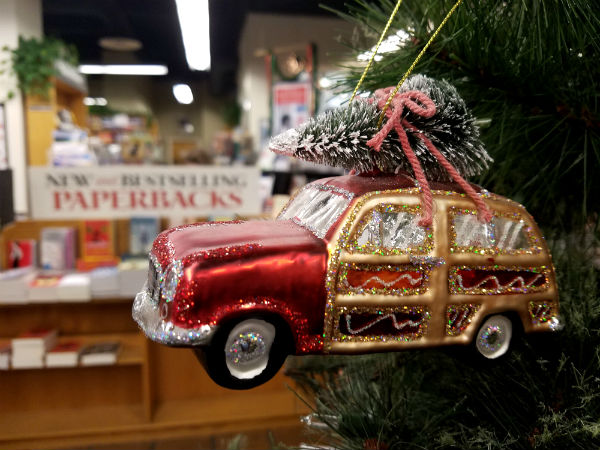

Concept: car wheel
[[198, 316, 293, 389], [474, 314, 513, 359]]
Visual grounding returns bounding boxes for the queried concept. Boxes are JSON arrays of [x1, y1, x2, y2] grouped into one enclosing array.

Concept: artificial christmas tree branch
[[286, 1, 600, 448], [330, 0, 599, 229]]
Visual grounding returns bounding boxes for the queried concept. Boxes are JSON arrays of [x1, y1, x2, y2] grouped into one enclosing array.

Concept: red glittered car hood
[[153, 220, 330, 349], [152, 220, 326, 267]]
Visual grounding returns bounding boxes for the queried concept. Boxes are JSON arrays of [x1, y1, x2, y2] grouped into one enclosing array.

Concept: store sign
[[29, 166, 261, 219]]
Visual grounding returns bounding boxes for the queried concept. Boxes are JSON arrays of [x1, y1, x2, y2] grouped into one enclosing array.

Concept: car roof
[[315, 170, 484, 198]]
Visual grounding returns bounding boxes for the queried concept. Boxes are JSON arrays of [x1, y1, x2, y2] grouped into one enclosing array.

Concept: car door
[[324, 192, 445, 352], [445, 203, 557, 337]]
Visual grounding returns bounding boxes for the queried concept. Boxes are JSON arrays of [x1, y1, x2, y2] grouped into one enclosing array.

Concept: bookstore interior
[[0, 1, 353, 449]]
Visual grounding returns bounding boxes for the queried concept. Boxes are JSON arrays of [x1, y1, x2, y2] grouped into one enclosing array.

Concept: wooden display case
[[24, 77, 88, 167], [0, 220, 306, 450]]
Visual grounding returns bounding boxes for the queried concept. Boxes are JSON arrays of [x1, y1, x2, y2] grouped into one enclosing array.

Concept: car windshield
[[278, 184, 353, 238]]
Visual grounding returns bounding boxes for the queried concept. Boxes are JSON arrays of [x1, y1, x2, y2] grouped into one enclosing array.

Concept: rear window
[[450, 208, 539, 254]]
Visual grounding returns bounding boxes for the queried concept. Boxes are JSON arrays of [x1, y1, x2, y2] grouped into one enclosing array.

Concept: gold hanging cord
[[377, 0, 464, 127], [349, 0, 405, 102], [347, 0, 464, 124]]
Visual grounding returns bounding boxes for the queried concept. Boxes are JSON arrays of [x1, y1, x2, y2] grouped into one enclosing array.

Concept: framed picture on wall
[[267, 43, 316, 137], [272, 82, 312, 136]]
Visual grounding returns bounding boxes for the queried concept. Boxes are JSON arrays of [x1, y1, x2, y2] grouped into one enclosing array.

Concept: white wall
[[87, 76, 225, 155], [0, 0, 42, 215], [238, 13, 354, 153]]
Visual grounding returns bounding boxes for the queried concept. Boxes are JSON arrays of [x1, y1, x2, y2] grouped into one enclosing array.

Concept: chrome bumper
[[132, 282, 215, 346]]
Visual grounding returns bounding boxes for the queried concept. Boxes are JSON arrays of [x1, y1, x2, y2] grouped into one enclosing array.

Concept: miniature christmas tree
[[270, 74, 492, 180]]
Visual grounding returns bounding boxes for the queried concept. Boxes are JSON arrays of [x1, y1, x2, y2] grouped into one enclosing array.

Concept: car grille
[[148, 260, 159, 303]]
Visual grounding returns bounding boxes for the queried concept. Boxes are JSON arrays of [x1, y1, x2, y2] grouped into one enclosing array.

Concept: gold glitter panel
[[323, 188, 560, 352]]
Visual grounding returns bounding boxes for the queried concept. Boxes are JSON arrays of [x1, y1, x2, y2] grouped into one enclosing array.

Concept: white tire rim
[[475, 315, 512, 359], [224, 319, 276, 380]]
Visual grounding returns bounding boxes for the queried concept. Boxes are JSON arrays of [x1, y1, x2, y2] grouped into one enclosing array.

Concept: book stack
[[118, 258, 147, 297], [89, 266, 120, 298], [80, 341, 120, 366], [0, 267, 36, 304], [11, 329, 57, 369], [40, 227, 76, 270], [57, 273, 91, 302], [28, 273, 63, 302], [46, 341, 83, 367], [77, 220, 120, 271], [0, 345, 10, 370], [6, 239, 37, 268], [129, 217, 159, 256]]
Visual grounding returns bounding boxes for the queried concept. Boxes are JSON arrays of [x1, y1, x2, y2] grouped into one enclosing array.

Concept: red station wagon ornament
[[133, 76, 561, 389]]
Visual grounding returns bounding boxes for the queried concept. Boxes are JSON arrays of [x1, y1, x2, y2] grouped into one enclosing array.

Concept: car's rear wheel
[[474, 314, 513, 359], [197, 315, 293, 389]]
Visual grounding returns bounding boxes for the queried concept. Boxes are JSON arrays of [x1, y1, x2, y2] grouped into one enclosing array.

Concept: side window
[[451, 208, 536, 254], [453, 213, 493, 248], [348, 204, 432, 254], [494, 217, 530, 250]]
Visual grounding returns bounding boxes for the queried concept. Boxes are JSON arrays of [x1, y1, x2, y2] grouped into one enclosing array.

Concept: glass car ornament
[[133, 75, 561, 389], [133, 171, 561, 389]]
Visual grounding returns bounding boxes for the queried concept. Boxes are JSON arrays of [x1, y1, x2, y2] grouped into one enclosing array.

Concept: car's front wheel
[[197, 315, 293, 389]]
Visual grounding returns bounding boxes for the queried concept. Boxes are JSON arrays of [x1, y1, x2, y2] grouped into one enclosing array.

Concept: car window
[[493, 217, 530, 250], [451, 208, 534, 253], [348, 204, 432, 254], [279, 184, 353, 238], [453, 213, 494, 248]]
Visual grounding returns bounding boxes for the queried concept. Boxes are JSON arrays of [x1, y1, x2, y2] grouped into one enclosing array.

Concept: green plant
[[222, 100, 242, 128], [1, 35, 78, 99]]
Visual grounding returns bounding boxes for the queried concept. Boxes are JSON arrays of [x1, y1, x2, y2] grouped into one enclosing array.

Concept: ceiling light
[[175, 0, 211, 71], [172, 84, 194, 104], [357, 29, 410, 62], [319, 77, 334, 89], [98, 37, 143, 52], [83, 97, 108, 106], [79, 64, 168, 76]]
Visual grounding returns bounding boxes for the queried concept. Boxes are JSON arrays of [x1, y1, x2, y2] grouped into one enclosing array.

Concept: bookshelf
[[0, 221, 307, 450], [24, 77, 88, 167]]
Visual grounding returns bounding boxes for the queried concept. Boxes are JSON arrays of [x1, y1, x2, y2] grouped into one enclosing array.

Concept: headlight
[[161, 260, 183, 303]]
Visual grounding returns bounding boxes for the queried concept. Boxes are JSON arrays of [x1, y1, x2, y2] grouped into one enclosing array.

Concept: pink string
[[366, 88, 493, 226]]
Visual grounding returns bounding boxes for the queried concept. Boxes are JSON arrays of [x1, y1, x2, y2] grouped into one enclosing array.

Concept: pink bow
[[367, 88, 492, 227]]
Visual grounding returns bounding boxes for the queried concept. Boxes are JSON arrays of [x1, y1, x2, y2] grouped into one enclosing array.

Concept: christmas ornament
[[133, 169, 561, 389], [133, 0, 560, 390]]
